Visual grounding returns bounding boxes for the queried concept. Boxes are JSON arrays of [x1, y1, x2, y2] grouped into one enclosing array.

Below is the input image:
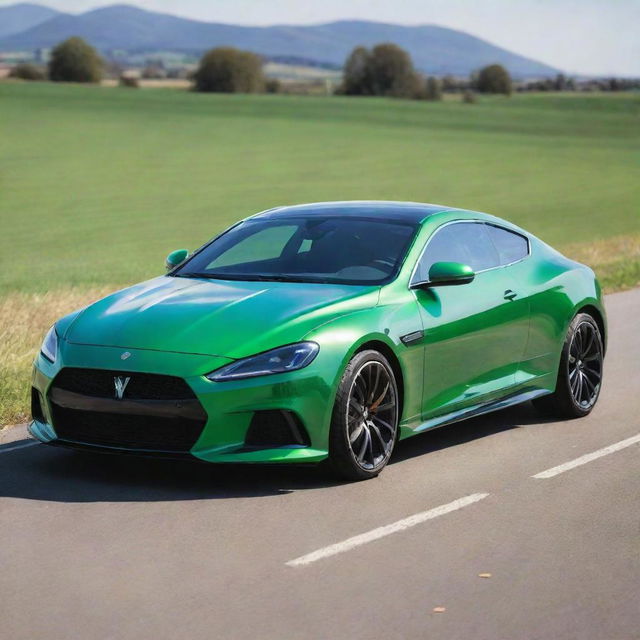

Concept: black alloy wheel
[[329, 350, 399, 480]]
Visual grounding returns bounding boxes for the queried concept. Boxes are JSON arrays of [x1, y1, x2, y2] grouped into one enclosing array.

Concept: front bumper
[[30, 341, 334, 464]]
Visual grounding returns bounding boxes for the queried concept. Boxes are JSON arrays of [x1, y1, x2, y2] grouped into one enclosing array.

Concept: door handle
[[504, 289, 518, 301]]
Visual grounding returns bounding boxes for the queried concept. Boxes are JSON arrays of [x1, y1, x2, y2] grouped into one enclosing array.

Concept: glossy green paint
[[165, 249, 189, 271], [30, 204, 606, 464], [422, 261, 475, 286]]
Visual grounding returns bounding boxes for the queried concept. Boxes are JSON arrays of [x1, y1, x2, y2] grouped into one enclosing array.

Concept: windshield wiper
[[250, 274, 315, 282], [173, 273, 250, 281], [173, 272, 330, 283]]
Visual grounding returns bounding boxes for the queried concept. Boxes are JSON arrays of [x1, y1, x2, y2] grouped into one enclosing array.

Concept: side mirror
[[165, 249, 189, 271], [412, 261, 475, 289]]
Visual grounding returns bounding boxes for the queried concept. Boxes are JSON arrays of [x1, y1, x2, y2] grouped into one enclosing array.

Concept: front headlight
[[40, 326, 58, 363], [206, 342, 319, 382]]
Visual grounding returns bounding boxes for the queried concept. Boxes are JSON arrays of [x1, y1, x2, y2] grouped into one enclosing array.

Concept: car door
[[411, 221, 530, 419], [484, 223, 546, 385]]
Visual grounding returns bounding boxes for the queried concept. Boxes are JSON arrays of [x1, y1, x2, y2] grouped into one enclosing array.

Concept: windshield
[[173, 216, 418, 285]]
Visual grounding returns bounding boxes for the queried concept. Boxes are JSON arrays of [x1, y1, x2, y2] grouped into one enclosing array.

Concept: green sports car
[[30, 201, 606, 480]]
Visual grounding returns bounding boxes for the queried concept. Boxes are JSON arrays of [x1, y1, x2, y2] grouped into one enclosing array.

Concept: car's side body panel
[[413, 267, 530, 418], [384, 209, 606, 438], [492, 234, 606, 403]]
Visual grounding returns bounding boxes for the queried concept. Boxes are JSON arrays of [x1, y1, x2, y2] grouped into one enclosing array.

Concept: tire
[[533, 313, 604, 419], [328, 350, 399, 481]]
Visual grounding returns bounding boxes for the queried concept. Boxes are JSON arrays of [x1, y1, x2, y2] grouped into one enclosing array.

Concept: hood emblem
[[114, 376, 131, 400], [121, 351, 131, 360]]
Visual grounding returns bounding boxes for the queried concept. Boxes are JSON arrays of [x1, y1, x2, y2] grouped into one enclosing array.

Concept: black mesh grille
[[53, 367, 195, 400], [49, 368, 207, 453], [50, 406, 205, 452], [245, 410, 310, 448], [31, 387, 45, 423]]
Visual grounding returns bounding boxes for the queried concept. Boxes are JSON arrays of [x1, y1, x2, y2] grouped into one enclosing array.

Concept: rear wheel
[[328, 350, 399, 481], [533, 313, 604, 419]]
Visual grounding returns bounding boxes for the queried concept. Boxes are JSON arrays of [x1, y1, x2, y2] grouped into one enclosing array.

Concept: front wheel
[[533, 313, 604, 419], [328, 350, 399, 481]]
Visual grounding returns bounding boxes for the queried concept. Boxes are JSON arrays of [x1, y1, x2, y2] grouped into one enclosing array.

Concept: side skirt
[[402, 387, 551, 439]]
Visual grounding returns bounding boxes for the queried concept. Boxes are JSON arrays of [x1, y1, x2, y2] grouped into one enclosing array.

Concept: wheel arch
[[354, 340, 405, 422], [575, 304, 607, 355]]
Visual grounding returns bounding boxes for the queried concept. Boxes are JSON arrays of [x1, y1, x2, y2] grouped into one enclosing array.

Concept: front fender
[[303, 296, 424, 430]]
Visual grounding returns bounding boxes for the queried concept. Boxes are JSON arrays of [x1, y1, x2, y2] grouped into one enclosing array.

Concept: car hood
[[65, 276, 379, 358]]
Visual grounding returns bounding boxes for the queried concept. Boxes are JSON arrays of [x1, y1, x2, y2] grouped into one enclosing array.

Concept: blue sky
[[3, 0, 638, 76]]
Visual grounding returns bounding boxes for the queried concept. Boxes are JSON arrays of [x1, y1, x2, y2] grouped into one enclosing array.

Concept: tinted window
[[207, 225, 298, 268], [413, 222, 500, 282], [486, 225, 529, 265], [174, 216, 418, 285]]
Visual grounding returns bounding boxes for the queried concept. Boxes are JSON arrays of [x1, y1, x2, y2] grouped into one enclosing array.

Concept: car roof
[[251, 201, 454, 224]]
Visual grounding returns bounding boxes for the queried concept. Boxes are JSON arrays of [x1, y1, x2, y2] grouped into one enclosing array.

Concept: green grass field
[[1, 83, 638, 293], [0, 82, 638, 426]]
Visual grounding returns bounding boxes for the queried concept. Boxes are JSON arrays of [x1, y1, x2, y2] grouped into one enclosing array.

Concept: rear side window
[[413, 222, 500, 282], [486, 225, 529, 265]]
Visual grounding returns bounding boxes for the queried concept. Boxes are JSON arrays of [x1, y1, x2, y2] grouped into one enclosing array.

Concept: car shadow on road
[[0, 402, 550, 504], [391, 400, 552, 464]]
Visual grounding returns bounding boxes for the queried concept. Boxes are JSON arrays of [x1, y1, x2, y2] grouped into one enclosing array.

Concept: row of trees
[[10, 38, 270, 92], [7, 37, 511, 100], [10, 37, 102, 83], [7, 35, 512, 97], [10, 36, 637, 98], [195, 44, 512, 98], [338, 44, 512, 98]]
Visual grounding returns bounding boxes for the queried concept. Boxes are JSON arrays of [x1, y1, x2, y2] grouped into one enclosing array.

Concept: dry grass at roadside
[[1, 235, 638, 429], [0, 286, 119, 428], [561, 233, 640, 293]]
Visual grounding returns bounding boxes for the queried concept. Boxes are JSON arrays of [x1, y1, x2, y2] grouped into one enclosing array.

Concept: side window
[[297, 238, 312, 254], [207, 225, 298, 269], [413, 222, 500, 282], [486, 225, 529, 265]]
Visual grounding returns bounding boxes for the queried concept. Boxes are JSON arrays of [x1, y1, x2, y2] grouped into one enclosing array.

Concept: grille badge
[[121, 351, 131, 360], [114, 376, 131, 400]]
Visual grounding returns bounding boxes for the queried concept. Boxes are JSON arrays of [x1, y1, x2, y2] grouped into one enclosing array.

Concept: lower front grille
[[245, 410, 310, 448], [31, 387, 45, 423], [49, 368, 207, 453], [50, 406, 205, 452]]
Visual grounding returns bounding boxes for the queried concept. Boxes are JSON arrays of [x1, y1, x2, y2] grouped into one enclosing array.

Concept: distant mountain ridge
[[0, 2, 60, 39], [0, 3, 560, 77]]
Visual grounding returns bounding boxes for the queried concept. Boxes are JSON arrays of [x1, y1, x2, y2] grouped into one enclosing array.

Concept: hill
[[0, 3, 560, 77], [0, 2, 60, 39]]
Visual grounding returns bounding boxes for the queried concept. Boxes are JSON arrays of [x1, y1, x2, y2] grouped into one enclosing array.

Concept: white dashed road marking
[[0, 441, 38, 453], [532, 433, 640, 479], [286, 493, 490, 567]]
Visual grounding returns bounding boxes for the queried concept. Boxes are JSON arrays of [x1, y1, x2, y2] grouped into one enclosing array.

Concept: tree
[[424, 76, 443, 101], [369, 43, 417, 97], [264, 78, 281, 93], [476, 64, 512, 95], [342, 46, 373, 95], [9, 63, 46, 81], [441, 74, 460, 92], [554, 73, 567, 91], [119, 74, 140, 88], [193, 47, 264, 93], [340, 43, 419, 98], [462, 89, 477, 104], [48, 37, 102, 83]]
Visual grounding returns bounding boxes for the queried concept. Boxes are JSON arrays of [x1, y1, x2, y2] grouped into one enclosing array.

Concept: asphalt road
[[2, 288, 639, 640]]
